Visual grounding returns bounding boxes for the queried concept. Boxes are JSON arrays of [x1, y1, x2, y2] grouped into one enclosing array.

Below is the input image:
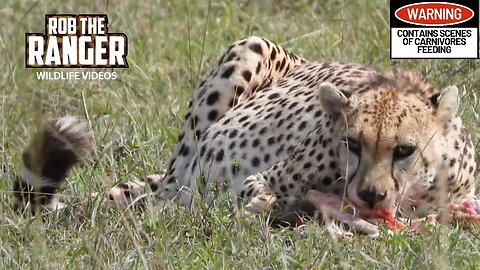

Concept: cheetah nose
[[357, 188, 387, 208]]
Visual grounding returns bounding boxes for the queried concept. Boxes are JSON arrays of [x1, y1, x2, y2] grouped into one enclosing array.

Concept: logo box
[[25, 14, 129, 68], [390, 1, 479, 59]]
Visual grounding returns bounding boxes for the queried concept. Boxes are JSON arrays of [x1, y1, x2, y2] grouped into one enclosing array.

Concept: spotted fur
[[17, 36, 477, 220]]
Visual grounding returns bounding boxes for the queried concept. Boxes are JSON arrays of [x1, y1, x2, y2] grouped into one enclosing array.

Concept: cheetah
[[14, 36, 480, 232]]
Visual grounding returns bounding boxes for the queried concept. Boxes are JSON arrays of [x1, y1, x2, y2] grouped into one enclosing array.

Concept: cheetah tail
[[13, 116, 94, 214]]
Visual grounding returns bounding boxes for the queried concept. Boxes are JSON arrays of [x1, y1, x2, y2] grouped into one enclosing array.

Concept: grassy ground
[[1, 0, 480, 268]]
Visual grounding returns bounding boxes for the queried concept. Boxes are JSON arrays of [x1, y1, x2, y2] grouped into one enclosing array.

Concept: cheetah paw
[[245, 195, 277, 214]]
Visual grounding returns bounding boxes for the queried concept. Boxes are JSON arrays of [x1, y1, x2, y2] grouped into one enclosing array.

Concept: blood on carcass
[[374, 208, 405, 232]]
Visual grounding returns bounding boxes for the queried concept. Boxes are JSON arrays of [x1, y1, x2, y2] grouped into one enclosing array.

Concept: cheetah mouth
[[348, 200, 395, 218], [307, 190, 394, 219], [306, 190, 401, 236], [345, 189, 395, 217]]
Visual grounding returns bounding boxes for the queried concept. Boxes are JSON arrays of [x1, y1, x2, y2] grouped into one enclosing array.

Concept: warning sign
[[390, 1, 479, 59]]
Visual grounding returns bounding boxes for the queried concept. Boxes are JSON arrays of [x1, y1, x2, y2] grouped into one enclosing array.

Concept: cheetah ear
[[435, 85, 459, 122], [318, 82, 350, 115]]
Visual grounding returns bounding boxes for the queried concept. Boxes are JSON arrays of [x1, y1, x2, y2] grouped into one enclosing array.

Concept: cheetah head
[[318, 72, 459, 213]]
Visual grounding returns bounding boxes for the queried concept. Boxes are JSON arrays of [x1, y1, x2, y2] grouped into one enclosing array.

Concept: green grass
[[1, 0, 480, 268]]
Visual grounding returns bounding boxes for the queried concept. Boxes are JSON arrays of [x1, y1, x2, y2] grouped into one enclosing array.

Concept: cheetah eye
[[345, 137, 361, 154], [393, 144, 416, 159]]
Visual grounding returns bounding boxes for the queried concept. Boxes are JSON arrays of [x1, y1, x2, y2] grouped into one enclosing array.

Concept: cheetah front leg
[[157, 37, 305, 202], [437, 127, 480, 225], [104, 171, 166, 211], [241, 174, 278, 213], [240, 168, 380, 236], [239, 160, 307, 216]]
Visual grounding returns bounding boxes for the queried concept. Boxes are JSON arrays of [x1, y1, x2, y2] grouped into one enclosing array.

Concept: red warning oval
[[395, 2, 474, 26]]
